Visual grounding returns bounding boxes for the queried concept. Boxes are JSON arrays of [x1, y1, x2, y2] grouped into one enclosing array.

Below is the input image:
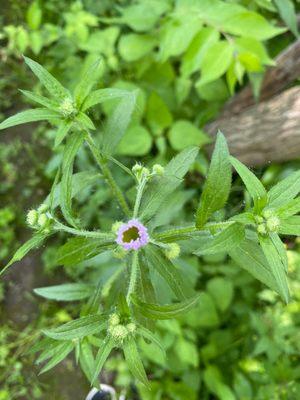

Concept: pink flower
[[116, 219, 149, 251]]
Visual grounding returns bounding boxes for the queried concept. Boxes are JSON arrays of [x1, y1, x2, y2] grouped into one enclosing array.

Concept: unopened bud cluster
[[255, 209, 280, 235], [108, 313, 136, 344], [26, 204, 52, 232], [165, 242, 180, 260], [132, 163, 164, 182], [59, 97, 77, 118]]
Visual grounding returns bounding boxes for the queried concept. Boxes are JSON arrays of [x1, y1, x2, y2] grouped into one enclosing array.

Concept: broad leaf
[[230, 156, 267, 208], [259, 234, 289, 303], [196, 132, 231, 228], [132, 294, 200, 320], [43, 314, 106, 340], [279, 216, 300, 236], [268, 170, 300, 208], [145, 245, 192, 300], [0, 108, 60, 130], [34, 283, 94, 301], [194, 222, 244, 255], [123, 337, 149, 388], [0, 232, 50, 276], [140, 146, 199, 221], [24, 56, 70, 100], [60, 131, 86, 227]]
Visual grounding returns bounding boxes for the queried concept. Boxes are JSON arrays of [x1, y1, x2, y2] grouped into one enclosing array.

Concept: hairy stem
[[126, 251, 139, 305], [133, 176, 147, 218], [53, 220, 115, 239], [85, 133, 130, 216]]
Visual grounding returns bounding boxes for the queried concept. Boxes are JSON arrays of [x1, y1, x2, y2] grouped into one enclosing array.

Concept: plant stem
[[53, 220, 115, 240], [85, 133, 130, 216], [126, 251, 139, 305], [133, 176, 147, 218]]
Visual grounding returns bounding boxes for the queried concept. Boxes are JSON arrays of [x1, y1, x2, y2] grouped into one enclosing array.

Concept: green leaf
[[145, 92, 173, 137], [82, 88, 130, 112], [101, 92, 137, 155], [26, 1, 42, 30], [118, 33, 156, 62], [259, 234, 289, 303], [274, 0, 299, 38], [79, 339, 95, 383], [137, 327, 165, 355], [45, 171, 101, 210], [34, 283, 94, 301], [168, 120, 210, 151], [279, 216, 300, 236], [43, 314, 106, 340], [197, 41, 233, 87], [140, 146, 199, 221], [92, 338, 114, 385], [268, 170, 300, 208], [229, 238, 281, 294], [117, 125, 152, 156], [74, 59, 102, 107], [24, 56, 70, 100], [20, 89, 59, 109], [75, 112, 95, 130], [145, 245, 192, 300], [60, 131, 86, 227], [123, 337, 149, 388], [56, 236, 114, 266], [207, 277, 234, 312], [230, 156, 267, 208], [132, 294, 200, 320], [196, 132, 231, 228], [276, 197, 300, 219], [54, 120, 73, 147], [270, 232, 288, 273], [0, 108, 60, 130], [39, 342, 74, 374], [181, 27, 220, 77], [0, 232, 50, 277], [194, 222, 244, 255]]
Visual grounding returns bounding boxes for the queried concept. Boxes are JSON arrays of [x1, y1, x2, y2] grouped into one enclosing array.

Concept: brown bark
[[206, 87, 300, 166], [205, 39, 300, 166]]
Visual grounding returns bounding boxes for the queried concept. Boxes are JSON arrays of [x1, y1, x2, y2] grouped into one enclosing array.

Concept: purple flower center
[[116, 219, 149, 251]]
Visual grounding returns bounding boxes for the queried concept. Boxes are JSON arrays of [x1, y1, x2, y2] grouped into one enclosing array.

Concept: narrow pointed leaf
[[132, 294, 200, 319], [60, 131, 86, 227], [79, 339, 95, 384], [0, 108, 60, 130], [137, 327, 165, 355], [20, 89, 59, 109], [43, 314, 106, 340], [24, 56, 70, 99], [123, 338, 149, 388], [39, 342, 74, 374], [268, 170, 300, 207], [196, 132, 231, 228], [276, 197, 300, 219], [36, 341, 68, 364], [54, 120, 73, 147], [92, 338, 114, 385], [278, 216, 300, 236], [194, 222, 244, 255], [0, 232, 50, 277], [140, 146, 198, 221], [74, 59, 102, 107], [259, 234, 289, 303], [145, 245, 192, 300], [102, 91, 137, 155], [34, 283, 94, 301], [230, 156, 267, 207], [82, 88, 131, 111], [75, 111, 95, 130]]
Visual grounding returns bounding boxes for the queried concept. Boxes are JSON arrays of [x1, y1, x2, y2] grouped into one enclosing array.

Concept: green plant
[[0, 57, 298, 391]]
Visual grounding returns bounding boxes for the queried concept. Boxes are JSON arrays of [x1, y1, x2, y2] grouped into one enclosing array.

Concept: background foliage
[[0, 0, 300, 399]]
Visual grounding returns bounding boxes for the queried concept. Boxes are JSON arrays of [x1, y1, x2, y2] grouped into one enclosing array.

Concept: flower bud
[[132, 163, 143, 175], [266, 216, 280, 232], [152, 164, 164, 176], [38, 203, 49, 214], [262, 209, 275, 219], [109, 313, 120, 327], [59, 97, 77, 118], [165, 243, 180, 260], [38, 213, 49, 229], [126, 323, 136, 334], [109, 324, 128, 342], [111, 221, 123, 234], [26, 209, 38, 226], [257, 223, 267, 235]]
